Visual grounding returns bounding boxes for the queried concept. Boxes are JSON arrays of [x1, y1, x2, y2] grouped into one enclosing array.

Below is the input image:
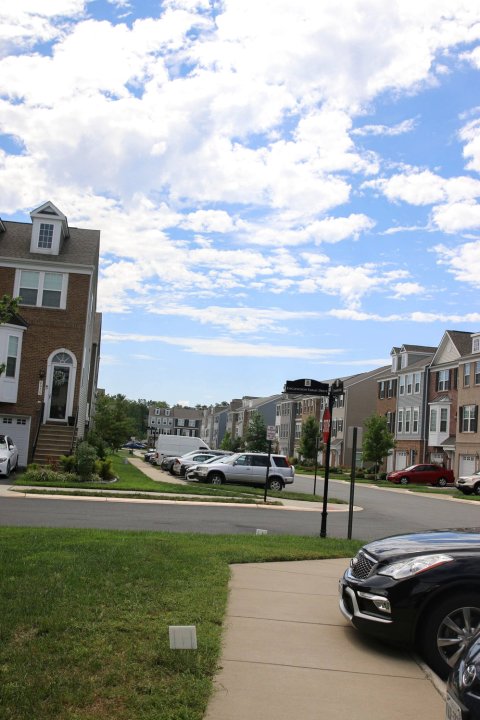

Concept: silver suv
[[193, 452, 294, 491], [455, 470, 480, 495]]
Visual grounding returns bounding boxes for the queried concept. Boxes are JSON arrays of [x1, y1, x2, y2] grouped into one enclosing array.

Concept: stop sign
[[322, 408, 331, 444]]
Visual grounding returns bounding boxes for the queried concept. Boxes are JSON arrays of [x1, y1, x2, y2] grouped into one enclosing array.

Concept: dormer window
[[38, 223, 54, 249], [473, 336, 480, 354]]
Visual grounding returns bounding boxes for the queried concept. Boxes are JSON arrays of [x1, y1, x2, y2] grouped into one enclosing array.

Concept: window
[[5, 336, 18, 378], [438, 370, 450, 391], [440, 408, 448, 433], [406, 374, 413, 394], [387, 380, 394, 398], [473, 337, 480, 353], [476, 362, 480, 385], [430, 408, 437, 432], [397, 409, 403, 433], [405, 409, 411, 433], [461, 405, 477, 433], [414, 373, 420, 394], [464, 363, 471, 387], [38, 223, 54, 249], [154, 408, 160, 415], [379, 381, 385, 399], [18, 270, 65, 308], [413, 408, 419, 433], [399, 376, 405, 395]]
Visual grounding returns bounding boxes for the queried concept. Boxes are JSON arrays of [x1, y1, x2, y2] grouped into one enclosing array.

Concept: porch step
[[33, 424, 76, 466]]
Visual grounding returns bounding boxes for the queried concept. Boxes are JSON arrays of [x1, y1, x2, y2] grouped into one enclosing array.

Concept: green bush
[[59, 454, 76, 472], [23, 467, 77, 484], [75, 442, 98, 481], [95, 458, 115, 481]]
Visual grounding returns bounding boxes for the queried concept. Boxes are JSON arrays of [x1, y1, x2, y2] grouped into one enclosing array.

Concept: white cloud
[[435, 240, 480, 287], [365, 170, 480, 206], [459, 117, 480, 173], [353, 118, 417, 136], [432, 202, 480, 233]]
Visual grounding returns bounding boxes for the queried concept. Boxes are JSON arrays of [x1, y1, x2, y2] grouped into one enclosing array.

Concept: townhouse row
[[153, 329, 480, 479]]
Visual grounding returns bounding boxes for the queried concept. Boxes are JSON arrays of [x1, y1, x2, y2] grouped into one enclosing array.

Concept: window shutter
[[453, 368, 458, 389], [435, 373, 439, 391], [459, 406, 463, 433], [474, 406, 478, 434]]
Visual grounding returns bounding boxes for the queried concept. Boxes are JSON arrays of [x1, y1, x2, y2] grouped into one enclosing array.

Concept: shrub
[[59, 454, 76, 473], [75, 442, 98, 481], [95, 458, 115, 481], [23, 467, 77, 485], [86, 430, 109, 460]]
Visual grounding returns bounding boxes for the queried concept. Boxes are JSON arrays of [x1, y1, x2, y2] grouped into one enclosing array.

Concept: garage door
[[459, 455, 476, 477], [0, 416, 31, 467], [395, 451, 407, 471]]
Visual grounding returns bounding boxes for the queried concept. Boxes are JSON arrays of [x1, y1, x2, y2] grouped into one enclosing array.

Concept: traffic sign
[[322, 408, 331, 444]]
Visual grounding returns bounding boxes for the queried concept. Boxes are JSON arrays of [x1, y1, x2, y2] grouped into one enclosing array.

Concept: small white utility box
[[256, 529, 268, 535], [169, 625, 197, 650]]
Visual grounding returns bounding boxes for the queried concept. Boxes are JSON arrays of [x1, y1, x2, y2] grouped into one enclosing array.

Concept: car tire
[[399, 476, 409, 485], [460, 488, 473, 495], [437, 477, 448, 487], [209, 472, 224, 485], [268, 477, 283, 492], [475, 484, 480, 496], [419, 593, 480, 679], [5, 461, 10, 478]]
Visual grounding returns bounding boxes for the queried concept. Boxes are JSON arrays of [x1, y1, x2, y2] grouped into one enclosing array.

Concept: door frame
[[44, 349, 77, 423]]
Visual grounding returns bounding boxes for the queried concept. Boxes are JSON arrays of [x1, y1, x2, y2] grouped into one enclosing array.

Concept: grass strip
[[0, 527, 361, 720]]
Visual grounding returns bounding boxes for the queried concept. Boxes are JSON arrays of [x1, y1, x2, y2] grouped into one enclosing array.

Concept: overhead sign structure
[[283, 378, 329, 396]]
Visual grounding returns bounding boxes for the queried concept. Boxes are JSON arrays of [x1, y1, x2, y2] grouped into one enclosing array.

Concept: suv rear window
[[272, 456, 289, 468]]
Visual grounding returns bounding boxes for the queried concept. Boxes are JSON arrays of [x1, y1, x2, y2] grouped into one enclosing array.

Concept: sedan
[[186, 454, 232, 481], [171, 451, 232, 477], [339, 529, 480, 679], [122, 441, 147, 449], [447, 631, 480, 719], [0, 435, 18, 476], [387, 463, 454, 487]]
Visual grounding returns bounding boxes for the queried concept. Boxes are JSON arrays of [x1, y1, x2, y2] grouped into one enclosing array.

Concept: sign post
[[283, 378, 343, 538]]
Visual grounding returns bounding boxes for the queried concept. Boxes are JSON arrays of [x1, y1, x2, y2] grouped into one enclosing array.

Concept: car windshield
[[402, 465, 421, 472], [0, 435, 8, 448]]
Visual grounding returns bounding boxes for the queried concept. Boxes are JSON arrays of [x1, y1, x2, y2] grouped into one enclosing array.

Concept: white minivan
[[153, 435, 210, 465]]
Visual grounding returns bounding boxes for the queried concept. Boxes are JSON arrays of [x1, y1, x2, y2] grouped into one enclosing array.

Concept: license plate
[[446, 692, 462, 720]]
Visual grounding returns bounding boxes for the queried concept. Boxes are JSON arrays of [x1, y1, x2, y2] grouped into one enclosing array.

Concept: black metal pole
[[320, 390, 334, 538], [264, 439, 272, 503], [347, 427, 358, 540], [313, 434, 319, 495]]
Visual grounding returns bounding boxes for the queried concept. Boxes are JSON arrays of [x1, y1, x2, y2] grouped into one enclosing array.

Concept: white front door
[[45, 350, 77, 422]]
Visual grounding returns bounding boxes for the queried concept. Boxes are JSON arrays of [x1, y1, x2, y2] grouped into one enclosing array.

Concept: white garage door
[[0, 416, 31, 467], [459, 455, 476, 477], [395, 450, 407, 471]]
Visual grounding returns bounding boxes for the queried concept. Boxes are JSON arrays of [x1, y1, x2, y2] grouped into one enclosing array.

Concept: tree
[[362, 414, 395, 479], [298, 415, 320, 463], [244, 411, 268, 452], [0, 295, 20, 377], [93, 394, 136, 451], [220, 431, 243, 452]]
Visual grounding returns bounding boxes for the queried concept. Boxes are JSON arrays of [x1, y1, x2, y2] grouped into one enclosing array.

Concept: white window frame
[[38, 222, 54, 249], [414, 373, 420, 394], [462, 405, 476, 433], [406, 374, 413, 395], [405, 409, 411, 433], [430, 408, 437, 432], [15, 269, 68, 310], [438, 369, 450, 391], [464, 363, 471, 387], [440, 407, 448, 433], [399, 376, 405, 396], [397, 409, 403, 433], [413, 408, 419, 434]]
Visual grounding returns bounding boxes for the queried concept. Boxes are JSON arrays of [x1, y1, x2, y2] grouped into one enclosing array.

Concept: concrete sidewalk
[[204, 559, 445, 720]]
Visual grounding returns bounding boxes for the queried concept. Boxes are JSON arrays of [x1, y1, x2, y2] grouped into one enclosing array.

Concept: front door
[[45, 351, 76, 422]]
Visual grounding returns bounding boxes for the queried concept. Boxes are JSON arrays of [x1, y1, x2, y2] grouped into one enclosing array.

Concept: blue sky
[[1, 1, 480, 406]]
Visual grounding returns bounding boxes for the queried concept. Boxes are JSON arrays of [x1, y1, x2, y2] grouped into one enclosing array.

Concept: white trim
[[44, 348, 77, 422]]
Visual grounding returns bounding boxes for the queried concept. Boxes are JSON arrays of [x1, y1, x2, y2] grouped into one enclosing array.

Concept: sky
[[1, 1, 480, 407]]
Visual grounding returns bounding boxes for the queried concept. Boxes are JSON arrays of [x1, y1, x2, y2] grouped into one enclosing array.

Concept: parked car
[[185, 454, 233, 481], [161, 450, 224, 474], [456, 470, 480, 496], [122, 441, 147, 449], [339, 528, 480, 679], [0, 435, 18, 477], [193, 452, 294, 491], [171, 452, 221, 477], [446, 630, 480, 719], [387, 463, 454, 487], [143, 448, 156, 463]]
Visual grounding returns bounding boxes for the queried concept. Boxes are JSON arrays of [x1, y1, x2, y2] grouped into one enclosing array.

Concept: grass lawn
[[14, 453, 344, 504], [0, 527, 362, 720]]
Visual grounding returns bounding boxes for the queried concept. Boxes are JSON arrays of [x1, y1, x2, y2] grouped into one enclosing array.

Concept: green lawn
[[0, 527, 361, 720], [14, 453, 345, 504]]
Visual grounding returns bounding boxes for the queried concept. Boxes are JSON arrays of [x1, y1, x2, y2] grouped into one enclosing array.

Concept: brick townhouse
[[0, 202, 101, 466]]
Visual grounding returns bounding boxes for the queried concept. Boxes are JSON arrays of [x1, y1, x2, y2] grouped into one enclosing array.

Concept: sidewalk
[[204, 559, 445, 720]]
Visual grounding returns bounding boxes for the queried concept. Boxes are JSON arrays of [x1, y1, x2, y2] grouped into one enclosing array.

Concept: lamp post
[[320, 379, 343, 538]]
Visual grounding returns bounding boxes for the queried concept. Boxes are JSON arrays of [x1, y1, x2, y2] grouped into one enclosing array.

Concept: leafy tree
[[220, 431, 243, 452], [93, 394, 136, 451], [244, 412, 268, 452], [362, 414, 395, 479], [298, 415, 320, 463]]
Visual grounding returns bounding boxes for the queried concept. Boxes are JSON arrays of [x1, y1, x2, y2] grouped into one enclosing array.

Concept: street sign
[[322, 408, 331, 444], [283, 378, 329, 396], [266, 425, 276, 441]]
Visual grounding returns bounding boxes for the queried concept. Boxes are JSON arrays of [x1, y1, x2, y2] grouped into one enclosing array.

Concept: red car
[[387, 464, 454, 487]]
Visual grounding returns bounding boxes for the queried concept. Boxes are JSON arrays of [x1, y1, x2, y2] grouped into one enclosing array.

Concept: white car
[[455, 470, 480, 495], [0, 435, 18, 476]]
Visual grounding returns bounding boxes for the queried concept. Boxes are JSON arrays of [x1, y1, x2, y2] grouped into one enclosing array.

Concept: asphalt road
[[1, 477, 480, 541]]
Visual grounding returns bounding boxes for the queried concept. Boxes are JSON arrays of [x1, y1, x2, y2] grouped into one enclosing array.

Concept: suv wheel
[[209, 472, 224, 485], [475, 484, 480, 496], [419, 593, 480, 678], [399, 476, 409, 485], [268, 477, 283, 492], [437, 477, 448, 487]]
